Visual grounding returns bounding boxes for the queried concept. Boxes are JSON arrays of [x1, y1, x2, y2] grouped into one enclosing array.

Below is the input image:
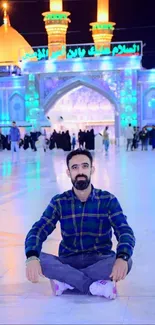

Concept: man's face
[[12, 123, 16, 127], [67, 155, 94, 191]]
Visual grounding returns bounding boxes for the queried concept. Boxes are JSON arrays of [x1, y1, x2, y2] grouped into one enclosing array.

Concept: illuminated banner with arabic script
[[21, 41, 142, 62]]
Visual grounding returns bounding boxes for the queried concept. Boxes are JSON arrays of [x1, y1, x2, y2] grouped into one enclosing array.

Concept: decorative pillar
[[119, 70, 138, 131], [90, 0, 115, 50], [25, 74, 40, 124]]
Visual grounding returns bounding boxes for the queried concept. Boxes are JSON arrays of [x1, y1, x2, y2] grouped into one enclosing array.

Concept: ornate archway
[[43, 77, 120, 139]]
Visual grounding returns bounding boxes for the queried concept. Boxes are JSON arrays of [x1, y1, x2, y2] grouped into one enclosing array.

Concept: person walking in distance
[[71, 133, 76, 150], [131, 127, 139, 151], [8, 121, 20, 162], [140, 127, 149, 151], [126, 123, 134, 151], [103, 126, 110, 155], [0, 128, 5, 151], [150, 125, 155, 150], [25, 149, 135, 300]]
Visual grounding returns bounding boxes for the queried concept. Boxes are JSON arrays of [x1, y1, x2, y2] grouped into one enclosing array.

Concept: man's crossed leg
[[40, 252, 132, 299]]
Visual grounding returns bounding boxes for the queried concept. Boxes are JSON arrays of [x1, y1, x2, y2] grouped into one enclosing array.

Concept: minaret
[[2, 2, 10, 28], [42, 0, 70, 60], [90, 0, 115, 49]]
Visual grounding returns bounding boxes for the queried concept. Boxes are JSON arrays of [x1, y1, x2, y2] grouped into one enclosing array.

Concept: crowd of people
[[45, 129, 95, 151], [126, 124, 155, 151], [0, 122, 155, 162], [0, 127, 96, 153]]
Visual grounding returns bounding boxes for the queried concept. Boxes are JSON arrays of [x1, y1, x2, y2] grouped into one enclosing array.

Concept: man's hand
[[26, 260, 44, 283], [110, 258, 128, 282]]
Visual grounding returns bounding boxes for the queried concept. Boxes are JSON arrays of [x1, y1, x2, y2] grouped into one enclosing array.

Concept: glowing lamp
[[3, 2, 8, 10], [50, 0, 62, 11], [98, 11, 108, 22]]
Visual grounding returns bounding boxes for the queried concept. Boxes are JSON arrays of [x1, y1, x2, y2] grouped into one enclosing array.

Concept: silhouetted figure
[[71, 133, 76, 150], [150, 125, 155, 150], [49, 134, 55, 150], [0, 128, 5, 151], [139, 127, 149, 151]]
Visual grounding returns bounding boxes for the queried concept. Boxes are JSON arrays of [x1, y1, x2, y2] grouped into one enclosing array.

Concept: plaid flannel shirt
[[25, 186, 135, 258]]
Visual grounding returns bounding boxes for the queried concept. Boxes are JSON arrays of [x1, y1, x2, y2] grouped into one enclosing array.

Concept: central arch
[[43, 77, 120, 139]]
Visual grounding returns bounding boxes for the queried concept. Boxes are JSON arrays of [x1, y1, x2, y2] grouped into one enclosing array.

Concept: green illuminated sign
[[21, 42, 141, 62], [23, 48, 48, 61], [45, 13, 68, 20], [111, 44, 140, 56]]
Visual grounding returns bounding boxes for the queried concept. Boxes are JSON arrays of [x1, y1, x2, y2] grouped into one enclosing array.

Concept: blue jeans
[[11, 141, 19, 161], [127, 139, 133, 151], [152, 138, 155, 149], [104, 140, 110, 152], [40, 252, 132, 294], [142, 139, 148, 150]]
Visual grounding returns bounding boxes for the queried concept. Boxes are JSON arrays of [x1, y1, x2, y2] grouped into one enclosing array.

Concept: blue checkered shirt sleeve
[[25, 195, 60, 257]]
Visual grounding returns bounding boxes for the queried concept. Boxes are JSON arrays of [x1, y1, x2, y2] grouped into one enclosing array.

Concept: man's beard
[[71, 174, 91, 190]]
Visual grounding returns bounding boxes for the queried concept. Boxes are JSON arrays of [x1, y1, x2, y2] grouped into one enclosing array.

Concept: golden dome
[[0, 4, 35, 66]]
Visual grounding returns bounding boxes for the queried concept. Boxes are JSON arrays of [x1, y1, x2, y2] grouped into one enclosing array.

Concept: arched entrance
[[43, 77, 120, 140]]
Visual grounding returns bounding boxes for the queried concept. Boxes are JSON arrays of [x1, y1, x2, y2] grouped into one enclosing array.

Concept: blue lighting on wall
[[148, 98, 155, 109], [73, 59, 84, 72], [45, 61, 56, 73]]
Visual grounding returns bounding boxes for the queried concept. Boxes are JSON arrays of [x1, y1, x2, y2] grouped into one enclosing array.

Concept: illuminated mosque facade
[[0, 0, 155, 141]]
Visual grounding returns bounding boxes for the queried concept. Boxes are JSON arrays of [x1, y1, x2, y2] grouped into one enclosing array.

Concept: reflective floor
[[0, 147, 155, 324]]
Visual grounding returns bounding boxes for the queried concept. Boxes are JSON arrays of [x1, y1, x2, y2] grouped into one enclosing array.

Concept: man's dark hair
[[12, 121, 16, 124], [66, 149, 93, 168], [129, 123, 131, 127]]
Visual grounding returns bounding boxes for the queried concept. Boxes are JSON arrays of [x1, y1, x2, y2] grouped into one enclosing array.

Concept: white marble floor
[[0, 146, 155, 324]]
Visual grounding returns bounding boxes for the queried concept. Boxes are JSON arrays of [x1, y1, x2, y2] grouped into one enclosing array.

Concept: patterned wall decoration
[[0, 77, 26, 124], [25, 74, 40, 123], [137, 82, 141, 126], [119, 69, 138, 128], [42, 72, 119, 104], [143, 88, 155, 120], [9, 93, 25, 121], [90, 72, 119, 98], [43, 76, 73, 100], [0, 92, 4, 120]]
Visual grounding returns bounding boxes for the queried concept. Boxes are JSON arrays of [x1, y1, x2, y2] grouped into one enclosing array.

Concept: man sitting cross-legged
[[25, 149, 135, 299]]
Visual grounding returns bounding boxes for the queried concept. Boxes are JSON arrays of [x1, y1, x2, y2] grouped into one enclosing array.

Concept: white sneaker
[[50, 280, 74, 296], [89, 280, 117, 300]]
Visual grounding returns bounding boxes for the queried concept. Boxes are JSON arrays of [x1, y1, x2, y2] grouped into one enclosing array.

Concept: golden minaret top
[[2, 2, 10, 26], [97, 0, 109, 22], [90, 0, 115, 49]]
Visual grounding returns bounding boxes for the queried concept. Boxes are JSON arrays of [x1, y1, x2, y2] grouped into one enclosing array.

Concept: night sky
[[1, 0, 155, 68]]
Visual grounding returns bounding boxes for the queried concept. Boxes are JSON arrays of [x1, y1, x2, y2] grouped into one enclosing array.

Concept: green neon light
[[92, 23, 114, 30], [120, 113, 137, 127], [120, 69, 138, 128], [23, 48, 48, 61], [22, 43, 141, 61], [45, 13, 68, 20], [1, 114, 9, 120]]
